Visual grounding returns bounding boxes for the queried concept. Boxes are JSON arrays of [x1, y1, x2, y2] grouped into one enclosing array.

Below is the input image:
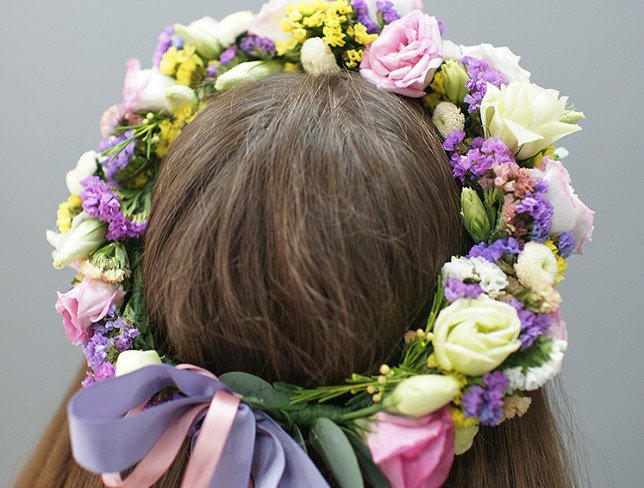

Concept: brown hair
[[17, 72, 581, 487]]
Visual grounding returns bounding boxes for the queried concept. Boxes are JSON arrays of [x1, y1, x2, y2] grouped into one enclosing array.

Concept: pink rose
[[533, 158, 595, 254], [360, 11, 443, 98], [367, 406, 455, 488], [122, 58, 177, 113], [55, 278, 125, 345]]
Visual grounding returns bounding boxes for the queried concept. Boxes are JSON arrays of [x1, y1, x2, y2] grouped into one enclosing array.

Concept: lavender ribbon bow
[[67, 364, 330, 488]]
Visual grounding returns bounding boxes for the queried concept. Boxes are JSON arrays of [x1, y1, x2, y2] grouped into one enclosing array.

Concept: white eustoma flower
[[432, 102, 465, 139], [164, 85, 198, 112], [66, 151, 98, 195], [215, 60, 283, 91], [50, 212, 107, 270], [460, 43, 531, 82], [122, 59, 178, 113], [175, 16, 221, 58], [441, 40, 462, 60], [300, 38, 340, 75], [480, 82, 583, 160], [514, 242, 558, 290], [212, 11, 255, 47], [115, 350, 162, 377], [248, 0, 297, 41], [504, 340, 567, 391]]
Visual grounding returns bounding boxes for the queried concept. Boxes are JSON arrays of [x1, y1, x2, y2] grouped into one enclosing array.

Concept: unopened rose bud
[[215, 60, 283, 91], [52, 212, 107, 270]]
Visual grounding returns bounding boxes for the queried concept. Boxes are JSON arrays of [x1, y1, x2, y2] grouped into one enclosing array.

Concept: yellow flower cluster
[[160, 45, 205, 87], [277, 0, 375, 57], [451, 406, 479, 428], [545, 240, 568, 285], [156, 105, 200, 158], [57, 194, 83, 233]]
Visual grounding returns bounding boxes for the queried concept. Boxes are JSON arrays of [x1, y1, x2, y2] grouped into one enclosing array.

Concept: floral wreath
[[50, 1, 595, 487]]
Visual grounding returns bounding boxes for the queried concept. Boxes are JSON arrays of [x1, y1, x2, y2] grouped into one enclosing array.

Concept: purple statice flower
[[80, 176, 147, 241], [81, 371, 95, 388], [509, 299, 553, 349], [437, 18, 445, 35], [110, 317, 141, 351], [468, 237, 522, 262], [462, 56, 507, 113], [376, 1, 401, 24], [515, 191, 553, 242], [83, 324, 114, 371], [219, 46, 238, 66], [96, 362, 116, 381], [462, 371, 508, 426], [153, 25, 175, 66], [448, 136, 515, 183], [98, 130, 136, 186], [207, 62, 219, 78], [558, 231, 576, 258], [353, 0, 380, 34], [444, 277, 484, 302], [442, 130, 466, 153], [239, 35, 276, 59]]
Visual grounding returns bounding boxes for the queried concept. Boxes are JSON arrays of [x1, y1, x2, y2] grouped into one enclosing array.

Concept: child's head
[[144, 71, 469, 386]]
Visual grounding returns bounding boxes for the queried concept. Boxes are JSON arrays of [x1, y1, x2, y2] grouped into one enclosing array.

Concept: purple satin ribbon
[[67, 364, 330, 488]]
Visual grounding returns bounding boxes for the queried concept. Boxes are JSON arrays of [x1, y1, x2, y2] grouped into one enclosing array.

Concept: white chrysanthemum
[[514, 242, 558, 290], [474, 258, 508, 298], [432, 102, 465, 139], [300, 38, 340, 76], [504, 340, 567, 391]]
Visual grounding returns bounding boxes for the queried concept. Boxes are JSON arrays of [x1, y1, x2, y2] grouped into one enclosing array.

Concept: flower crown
[[50, 1, 595, 487]]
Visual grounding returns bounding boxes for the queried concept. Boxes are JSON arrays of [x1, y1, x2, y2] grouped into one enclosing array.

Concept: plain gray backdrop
[[1, 0, 642, 486]]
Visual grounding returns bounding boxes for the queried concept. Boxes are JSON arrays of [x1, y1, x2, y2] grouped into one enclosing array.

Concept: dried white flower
[[432, 102, 465, 139], [504, 340, 567, 391], [300, 38, 340, 76], [514, 242, 558, 290]]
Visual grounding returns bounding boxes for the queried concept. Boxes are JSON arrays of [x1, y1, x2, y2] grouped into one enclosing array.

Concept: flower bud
[[52, 212, 107, 270], [215, 60, 283, 91], [387, 374, 460, 418], [561, 109, 585, 124], [441, 60, 469, 104], [461, 188, 492, 243], [115, 350, 162, 377], [301, 37, 340, 76], [164, 85, 198, 112], [175, 16, 222, 59], [80, 242, 131, 284], [66, 151, 98, 195]]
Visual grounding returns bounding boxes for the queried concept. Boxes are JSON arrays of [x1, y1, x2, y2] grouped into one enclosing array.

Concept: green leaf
[[309, 418, 364, 488], [346, 431, 391, 488], [219, 372, 277, 404]]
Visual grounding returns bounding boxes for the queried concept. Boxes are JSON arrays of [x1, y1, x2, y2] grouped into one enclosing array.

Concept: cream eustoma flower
[[461, 43, 531, 82], [480, 82, 583, 160], [115, 350, 162, 377], [432, 296, 521, 376]]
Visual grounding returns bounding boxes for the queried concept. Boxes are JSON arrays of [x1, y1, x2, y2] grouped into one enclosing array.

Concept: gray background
[[0, 0, 641, 486]]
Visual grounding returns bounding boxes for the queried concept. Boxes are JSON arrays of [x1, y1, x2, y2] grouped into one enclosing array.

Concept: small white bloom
[[212, 11, 255, 47], [300, 38, 341, 76], [514, 242, 558, 290], [474, 259, 508, 298], [115, 350, 162, 377], [460, 43, 531, 82], [481, 82, 582, 160], [66, 151, 98, 195], [443, 257, 507, 298], [432, 102, 465, 139], [505, 340, 567, 391]]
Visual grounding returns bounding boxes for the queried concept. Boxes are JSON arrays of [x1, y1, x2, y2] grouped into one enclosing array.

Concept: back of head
[[143, 71, 467, 385]]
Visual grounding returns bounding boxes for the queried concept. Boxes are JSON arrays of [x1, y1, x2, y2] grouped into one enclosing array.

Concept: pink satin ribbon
[[100, 364, 243, 488]]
